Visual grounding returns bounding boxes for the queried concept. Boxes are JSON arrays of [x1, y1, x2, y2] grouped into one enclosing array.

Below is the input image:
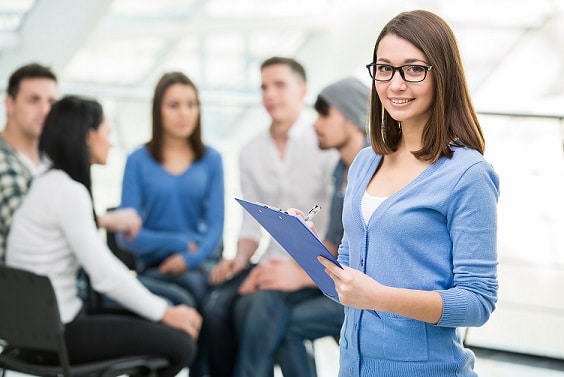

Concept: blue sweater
[[118, 145, 224, 269], [337, 146, 499, 377]]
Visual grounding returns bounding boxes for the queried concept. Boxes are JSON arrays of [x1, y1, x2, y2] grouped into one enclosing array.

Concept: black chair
[[0, 264, 169, 377]]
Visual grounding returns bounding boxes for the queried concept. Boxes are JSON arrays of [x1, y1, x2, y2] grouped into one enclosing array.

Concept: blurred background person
[[117, 71, 225, 310], [275, 76, 370, 377], [6, 95, 201, 377], [205, 56, 337, 377], [0, 63, 57, 262]]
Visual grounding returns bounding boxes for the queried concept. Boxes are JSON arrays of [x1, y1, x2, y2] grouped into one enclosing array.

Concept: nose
[[40, 100, 52, 116], [313, 116, 321, 130], [389, 70, 407, 91]]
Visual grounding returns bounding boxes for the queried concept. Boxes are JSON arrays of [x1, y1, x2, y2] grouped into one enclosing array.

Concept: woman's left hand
[[318, 256, 383, 310]]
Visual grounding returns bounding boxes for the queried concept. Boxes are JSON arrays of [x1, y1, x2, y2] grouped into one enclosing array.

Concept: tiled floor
[[5, 337, 564, 377]]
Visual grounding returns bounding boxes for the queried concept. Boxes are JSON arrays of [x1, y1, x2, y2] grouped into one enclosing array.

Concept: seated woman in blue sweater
[[317, 10, 499, 377], [7, 96, 201, 377], [117, 72, 225, 309]]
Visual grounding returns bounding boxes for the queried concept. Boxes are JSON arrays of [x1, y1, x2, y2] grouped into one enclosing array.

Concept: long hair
[[369, 10, 485, 161], [39, 96, 104, 201], [147, 72, 205, 162]]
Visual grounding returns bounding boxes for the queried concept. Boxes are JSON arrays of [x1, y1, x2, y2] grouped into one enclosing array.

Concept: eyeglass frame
[[365, 63, 433, 83]]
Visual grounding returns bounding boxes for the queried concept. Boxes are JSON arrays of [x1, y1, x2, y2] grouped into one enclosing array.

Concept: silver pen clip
[[303, 205, 321, 222]]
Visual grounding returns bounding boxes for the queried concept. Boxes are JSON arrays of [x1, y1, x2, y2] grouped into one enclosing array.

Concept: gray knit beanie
[[318, 77, 370, 132]]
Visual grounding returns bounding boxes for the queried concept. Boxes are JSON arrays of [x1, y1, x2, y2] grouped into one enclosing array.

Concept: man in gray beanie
[[275, 77, 370, 377], [314, 76, 370, 253]]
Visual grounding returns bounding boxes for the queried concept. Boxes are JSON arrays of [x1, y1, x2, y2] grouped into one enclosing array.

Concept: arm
[[209, 237, 257, 285], [97, 207, 141, 241], [117, 151, 192, 258], [322, 161, 499, 325], [437, 161, 499, 327], [180, 151, 225, 268], [57, 182, 167, 322], [209, 148, 262, 284], [320, 257, 443, 323], [0, 151, 31, 260]]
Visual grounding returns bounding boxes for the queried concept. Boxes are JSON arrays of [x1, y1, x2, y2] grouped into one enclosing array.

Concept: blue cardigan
[[118, 145, 224, 269], [337, 146, 499, 377]]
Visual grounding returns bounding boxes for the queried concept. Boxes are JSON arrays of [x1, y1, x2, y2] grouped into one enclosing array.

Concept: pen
[[303, 205, 321, 222]]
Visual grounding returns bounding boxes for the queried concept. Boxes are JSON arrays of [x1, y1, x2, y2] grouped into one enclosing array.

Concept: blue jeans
[[201, 267, 254, 377], [233, 288, 336, 377], [79, 272, 196, 310], [142, 268, 211, 377], [276, 294, 344, 377], [142, 267, 209, 310]]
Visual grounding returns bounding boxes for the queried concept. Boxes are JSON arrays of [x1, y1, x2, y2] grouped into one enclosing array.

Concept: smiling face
[[161, 83, 199, 140], [375, 34, 434, 129], [261, 63, 306, 125]]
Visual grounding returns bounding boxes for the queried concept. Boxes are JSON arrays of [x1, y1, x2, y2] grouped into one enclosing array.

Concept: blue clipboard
[[236, 198, 342, 298]]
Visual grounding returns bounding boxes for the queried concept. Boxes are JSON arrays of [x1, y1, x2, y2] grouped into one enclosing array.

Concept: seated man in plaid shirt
[[0, 63, 58, 261]]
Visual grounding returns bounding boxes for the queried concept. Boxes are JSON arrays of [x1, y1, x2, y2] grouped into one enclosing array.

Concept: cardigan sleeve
[[436, 161, 500, 327]]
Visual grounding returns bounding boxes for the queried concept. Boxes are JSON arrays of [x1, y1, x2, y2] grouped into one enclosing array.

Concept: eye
[[377, 64, 393, 72], [407, 65, 426, 74]]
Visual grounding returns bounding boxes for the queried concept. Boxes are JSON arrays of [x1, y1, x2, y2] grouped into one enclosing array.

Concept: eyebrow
[[376, 58, 428, 64]]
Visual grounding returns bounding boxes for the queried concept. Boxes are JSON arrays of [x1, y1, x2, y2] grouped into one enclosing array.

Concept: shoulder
[[347, 147, 379, 183], [124, 145, 155, 170], [0, 143, 32, 183], [447, 147, 496, 175], [443, 147, 499, 191], [40, 170, 90, 201], [351, 146, 378, 171], [203, 145, 222, 160], [126, 145, 151, 161]]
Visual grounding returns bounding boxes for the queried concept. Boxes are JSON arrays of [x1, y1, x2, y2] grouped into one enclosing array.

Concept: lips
[[390, 98, 413, 104]]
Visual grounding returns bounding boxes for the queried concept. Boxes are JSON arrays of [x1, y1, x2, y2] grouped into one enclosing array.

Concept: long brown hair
[[369, 10, 485, 161], [146, 72, 205, 162]]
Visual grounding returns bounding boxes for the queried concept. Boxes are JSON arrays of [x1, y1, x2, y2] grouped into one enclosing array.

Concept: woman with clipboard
[[318, 10, 499, 377]]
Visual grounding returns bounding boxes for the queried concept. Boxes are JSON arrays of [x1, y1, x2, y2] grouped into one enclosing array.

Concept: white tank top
[[361, 191, 388, 225]]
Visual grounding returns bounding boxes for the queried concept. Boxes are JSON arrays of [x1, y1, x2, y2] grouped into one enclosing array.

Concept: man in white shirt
[[205, 57, 339, 377], [0, 63, 58, 261], [276, 77, 370, 377]]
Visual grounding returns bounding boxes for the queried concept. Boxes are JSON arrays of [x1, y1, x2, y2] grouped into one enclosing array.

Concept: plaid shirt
[[0, 136, 32, 262]]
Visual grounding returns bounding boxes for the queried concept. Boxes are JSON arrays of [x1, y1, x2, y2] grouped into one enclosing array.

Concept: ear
[[298, 83, 307, 101], [85, 128, 95, 147], [5, 96, 14, 117]]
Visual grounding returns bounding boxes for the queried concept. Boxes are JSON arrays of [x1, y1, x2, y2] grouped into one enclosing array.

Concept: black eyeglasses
[[366, 63, 433, 83]]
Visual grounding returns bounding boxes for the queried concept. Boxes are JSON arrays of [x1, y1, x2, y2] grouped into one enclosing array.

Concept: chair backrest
[[106, 229, 138, 271], [0, 265, 67, 354]]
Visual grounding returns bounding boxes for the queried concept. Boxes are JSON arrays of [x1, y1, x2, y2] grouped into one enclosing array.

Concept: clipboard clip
[[257, 202, 288, 214]]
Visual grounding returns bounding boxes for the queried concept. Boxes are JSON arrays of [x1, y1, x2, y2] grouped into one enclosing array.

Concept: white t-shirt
[[361, 191, 388, 225], [6, 169, 167, 323]]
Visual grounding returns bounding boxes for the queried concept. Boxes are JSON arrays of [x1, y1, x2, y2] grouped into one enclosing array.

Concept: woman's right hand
[[97, 208, 142, 240], [287, 208, 319, 236], [160, 305, 202, 339]]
